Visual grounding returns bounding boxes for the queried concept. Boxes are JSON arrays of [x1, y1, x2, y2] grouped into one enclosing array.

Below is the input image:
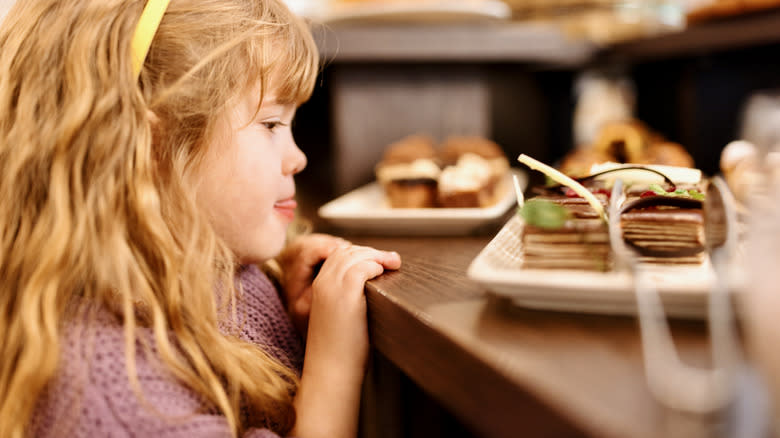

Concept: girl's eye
[[262, 121, 287, 132]]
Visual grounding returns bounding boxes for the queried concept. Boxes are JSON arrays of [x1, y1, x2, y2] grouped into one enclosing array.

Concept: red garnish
[[564, 187, 580, 198], [640, 191, 657, 198]]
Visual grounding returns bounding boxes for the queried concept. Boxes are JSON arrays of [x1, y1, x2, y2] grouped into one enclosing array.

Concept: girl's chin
[[236, 238, 287, 266]]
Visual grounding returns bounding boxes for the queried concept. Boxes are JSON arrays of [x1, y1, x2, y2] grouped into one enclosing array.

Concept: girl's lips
[[274, 199, 297, 221]]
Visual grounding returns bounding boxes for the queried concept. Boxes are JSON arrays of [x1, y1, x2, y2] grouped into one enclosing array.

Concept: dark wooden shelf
[[312, 22, 596, 66], [599, 9, 780, 63], [314, 9, 780, 66]]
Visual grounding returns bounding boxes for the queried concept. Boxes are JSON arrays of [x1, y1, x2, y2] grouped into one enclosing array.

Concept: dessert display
[[375, 135, 511, 208], [516, 153, 708, 270]]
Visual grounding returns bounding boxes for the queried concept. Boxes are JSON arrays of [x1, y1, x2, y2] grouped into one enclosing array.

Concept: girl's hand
[[308, 243, 401, 370], [293, 242, 400, 438], [276, 233, 347, 336]]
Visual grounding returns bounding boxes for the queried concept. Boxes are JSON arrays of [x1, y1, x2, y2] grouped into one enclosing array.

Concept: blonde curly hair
[[0, 0, 318, 436]]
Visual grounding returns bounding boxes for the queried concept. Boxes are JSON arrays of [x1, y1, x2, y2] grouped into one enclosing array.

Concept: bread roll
[[559, 148, 614, 177], [637, 142, 695, 168], [593, 120, 650, 163]]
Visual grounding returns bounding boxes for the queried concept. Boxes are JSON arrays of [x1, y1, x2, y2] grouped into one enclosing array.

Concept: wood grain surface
[[348, 234, 714, 438]]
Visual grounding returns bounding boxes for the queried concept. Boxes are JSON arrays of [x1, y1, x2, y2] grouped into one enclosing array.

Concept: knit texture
[[28, 265, 304, 437]]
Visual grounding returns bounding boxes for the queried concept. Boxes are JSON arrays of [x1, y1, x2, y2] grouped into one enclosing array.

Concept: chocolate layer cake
[[619, 193, 705, 265], [521, 194, 611, 271]]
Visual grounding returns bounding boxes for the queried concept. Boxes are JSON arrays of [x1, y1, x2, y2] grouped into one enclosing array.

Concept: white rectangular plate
[[318, 169, 526, 236], [468, 215, 743, 319]]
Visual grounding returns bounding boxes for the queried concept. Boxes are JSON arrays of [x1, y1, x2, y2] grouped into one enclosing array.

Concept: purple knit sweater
[[28, 265, 304, 437]]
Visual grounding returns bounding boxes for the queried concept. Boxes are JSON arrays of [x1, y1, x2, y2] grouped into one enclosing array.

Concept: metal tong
[[607, 177, 757, 437]]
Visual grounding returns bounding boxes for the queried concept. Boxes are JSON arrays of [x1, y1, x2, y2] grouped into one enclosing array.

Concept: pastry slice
[[375, 135, 441, 208], [620, 192, 705, 264], [520, 195, 611, 271]]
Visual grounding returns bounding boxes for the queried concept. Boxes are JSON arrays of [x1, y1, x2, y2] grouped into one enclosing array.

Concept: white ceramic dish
[[308, 0, 511, 24], [318, 169, 526, 236], [467, 215, 744, 319]]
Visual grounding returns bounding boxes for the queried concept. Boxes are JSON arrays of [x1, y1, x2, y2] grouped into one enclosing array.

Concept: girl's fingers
[[347, 259, 386, 284], [333, 244, 397, 262], [284, 235, 349, 281], [323, 246, 386, 273], [300, 235, 348, 265], [377, 250, 401, 270], [316, 245, 400, 292]]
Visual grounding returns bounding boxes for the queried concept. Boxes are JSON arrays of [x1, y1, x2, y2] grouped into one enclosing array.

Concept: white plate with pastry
[[467, 215, 745, 319], [318, 169, 526, 236]]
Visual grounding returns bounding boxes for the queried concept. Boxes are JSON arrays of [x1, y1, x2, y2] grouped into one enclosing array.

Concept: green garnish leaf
[[519, 199, 572, 230], [687, 190, 705, 200], [649, 184, 666, 195], [646, 184, 705, 200]]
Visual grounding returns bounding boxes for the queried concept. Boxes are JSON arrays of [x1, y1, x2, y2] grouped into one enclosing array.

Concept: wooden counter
[[348, 234, 714, 438]]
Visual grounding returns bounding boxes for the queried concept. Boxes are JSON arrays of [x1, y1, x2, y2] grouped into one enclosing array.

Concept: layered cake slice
[[516, 155, 711, 270], [620, 189, 705, 264], [515, 154, 612, 271], [583, 162, 707, 265], [520, 195, 611, 271]]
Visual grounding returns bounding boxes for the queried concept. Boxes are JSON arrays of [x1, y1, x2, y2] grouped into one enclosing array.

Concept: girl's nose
[[285, 142, 307, 175]]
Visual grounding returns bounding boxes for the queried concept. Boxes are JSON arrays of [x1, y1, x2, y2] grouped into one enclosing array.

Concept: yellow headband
[[130, 0, 171, 79]]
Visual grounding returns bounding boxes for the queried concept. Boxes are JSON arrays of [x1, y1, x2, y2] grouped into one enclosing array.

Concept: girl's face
[[195, 85, 307, 264]]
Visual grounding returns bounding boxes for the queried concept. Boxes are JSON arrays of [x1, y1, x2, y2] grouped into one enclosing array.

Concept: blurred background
[[284, 0, 780, 205]]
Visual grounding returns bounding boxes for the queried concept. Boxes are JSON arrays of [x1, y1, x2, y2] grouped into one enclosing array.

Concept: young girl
[[0, 1, 401, 437]]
